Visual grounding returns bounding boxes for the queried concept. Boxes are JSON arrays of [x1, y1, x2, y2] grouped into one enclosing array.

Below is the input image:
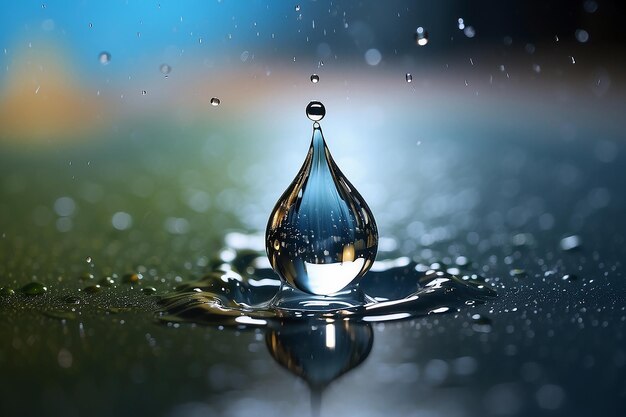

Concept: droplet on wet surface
[[21, 282, 47, 296], [0, 287, 15, 296], [267, 101, 376, 295]]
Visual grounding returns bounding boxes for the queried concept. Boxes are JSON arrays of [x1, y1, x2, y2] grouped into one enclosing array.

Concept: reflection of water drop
[[414, 27, 428, 46], [210, 97, 221, 107], [405, 73, 413, 83], [305, 100, 325, 121], [98, 51, 111, 65], [266, 102, 377, 295], [310, 74, 319, 83]]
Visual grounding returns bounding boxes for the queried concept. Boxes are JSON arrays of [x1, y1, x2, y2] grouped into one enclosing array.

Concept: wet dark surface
[[1, 2, 626, 414], [1, 77, 625, 416]]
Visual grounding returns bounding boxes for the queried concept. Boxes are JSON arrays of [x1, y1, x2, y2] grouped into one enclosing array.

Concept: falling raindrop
[[210, 97, 221, 107], [310, 74, 319, 83], [295, 5, 300, 12], [305, 100, 325, 122], [457, 18, 465, 30], [266, 102, 378, 295], [405, 73, 413, 83]]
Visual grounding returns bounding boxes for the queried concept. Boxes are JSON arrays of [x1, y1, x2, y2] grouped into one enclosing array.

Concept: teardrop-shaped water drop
[[266, 102, 378, 295]]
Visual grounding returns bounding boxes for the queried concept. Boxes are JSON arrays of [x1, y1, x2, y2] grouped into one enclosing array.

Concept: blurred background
[[0, 1, 625, 417]]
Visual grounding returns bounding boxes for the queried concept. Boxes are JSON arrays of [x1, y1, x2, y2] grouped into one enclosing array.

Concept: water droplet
[[79, 272, 94, 281], [405, 73, 413, 83], [0, 287, 15, 296], [266, 102, 378, 295], [305, 100, 325, 121], [83, 284, 102, 294], [310, 74, 319, 83], [123, 273, 142, 284], [160, 63, 171, 75], [295, 5, 300, 12], [64, 295, 81, 304], [533, 64, 541, 73], [21, 282, 47, 296], [85, 256, 92, 263], [99, 276, 115, 287], [414, 27, 429, 46], [142, 287, 157, 295], [89, 22, 93, 28], [562, 274, 579, 282], [210, 97, 221, 107], [141, 90, 147, 96], [457, 18, 465, 30], [98, 51, 111, 65]]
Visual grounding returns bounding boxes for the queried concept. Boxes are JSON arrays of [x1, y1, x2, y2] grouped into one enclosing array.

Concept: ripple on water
[[158, 250, 496, 328]]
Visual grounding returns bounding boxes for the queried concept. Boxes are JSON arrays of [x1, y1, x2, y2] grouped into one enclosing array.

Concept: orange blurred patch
[[0, 43, 108, 144]]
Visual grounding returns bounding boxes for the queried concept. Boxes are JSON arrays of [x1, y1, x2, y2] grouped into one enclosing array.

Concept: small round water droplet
[[79, 272, 94, 281], [210, 97, 221, 107], [0, 287, 15, 296], [141, 90, 147, 96], [85, 256, 92, 263], [100, 276, 115, 287], [98, 51, 111, 65], [305, 101, 325, 121], [83, 284, 102, 294], [414, 27, 429, 46], [160, 63, 171, 75], [295, 5, 300, 12], [89, 22, 93, 29], [21, 282, 47, 296], [562, 274, 579, 282], [142, 287, 157, 295], [457, 18, 465, 30], [310, 74, 319, 83], [405, 73, 413, 83]]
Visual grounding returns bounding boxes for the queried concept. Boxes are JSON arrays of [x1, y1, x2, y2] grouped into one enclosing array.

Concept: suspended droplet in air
[[266, 101, 378, 295], [414, 27, 429, 46], [310, 74, 319, 83], [210, 97, 221, 107], [405, 73, 413, 83]]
